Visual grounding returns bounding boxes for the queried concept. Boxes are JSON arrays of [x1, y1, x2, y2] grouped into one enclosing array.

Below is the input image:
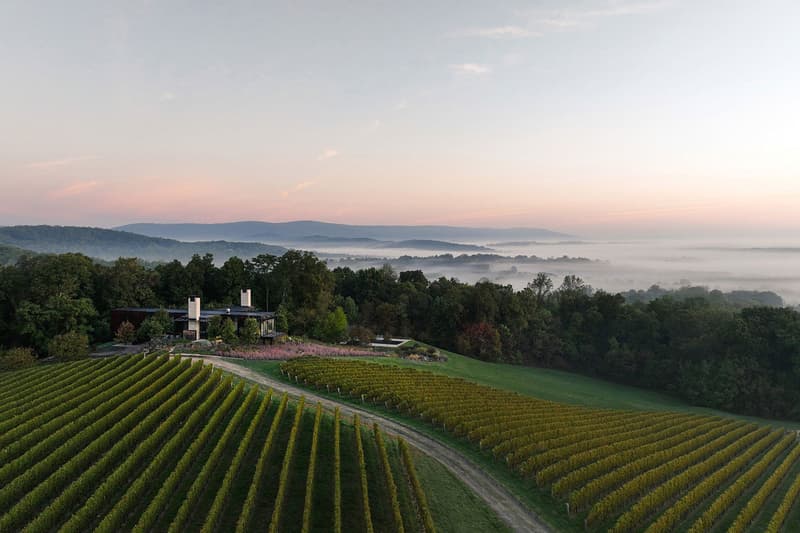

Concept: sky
[[1, 0, 799, 238]]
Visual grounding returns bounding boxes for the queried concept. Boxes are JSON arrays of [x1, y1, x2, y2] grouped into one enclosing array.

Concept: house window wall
[[260, 318, 275, 336]]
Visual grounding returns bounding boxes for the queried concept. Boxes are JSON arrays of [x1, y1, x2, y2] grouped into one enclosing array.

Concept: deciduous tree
[[114, 320, 136, 344], [48, 330, 89, 360]]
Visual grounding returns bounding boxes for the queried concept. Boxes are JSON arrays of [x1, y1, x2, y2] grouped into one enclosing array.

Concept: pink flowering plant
[[226, 341, 377, 360]]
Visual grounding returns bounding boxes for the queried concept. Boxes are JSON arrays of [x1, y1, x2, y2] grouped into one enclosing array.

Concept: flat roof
[[196, 309, 275, 318], [113, 307, 186, 314], [114, 306, 275, 319]]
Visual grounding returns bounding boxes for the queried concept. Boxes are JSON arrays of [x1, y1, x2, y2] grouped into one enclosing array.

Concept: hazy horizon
[[4, 220, 800, 305], [4, 218, 800, 242], [2, 0, 799, 239]]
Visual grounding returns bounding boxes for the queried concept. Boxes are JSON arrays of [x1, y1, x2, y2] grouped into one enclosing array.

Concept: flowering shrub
[[226, 342, 376, 360]]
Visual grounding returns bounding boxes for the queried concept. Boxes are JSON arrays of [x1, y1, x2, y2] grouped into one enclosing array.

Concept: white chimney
[[240, 289, 252, 308], [188, 296, 201, 340], [188, 296, 201, 319]]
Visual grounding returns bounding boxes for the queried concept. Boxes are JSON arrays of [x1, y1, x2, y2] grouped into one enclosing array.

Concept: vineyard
[[281, 357, 800, 532], [0, 355, 436, 532]]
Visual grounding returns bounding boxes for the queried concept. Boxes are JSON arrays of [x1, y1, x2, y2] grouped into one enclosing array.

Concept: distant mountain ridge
[[297, 235, 383, 245], [115, 220, 572, 243], [0, 225, 286, 263], [295, 235, 491, 252], [378, 240, 491, 251]]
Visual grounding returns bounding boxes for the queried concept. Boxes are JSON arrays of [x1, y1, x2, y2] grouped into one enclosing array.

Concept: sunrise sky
[[1, 0, 799, 238]]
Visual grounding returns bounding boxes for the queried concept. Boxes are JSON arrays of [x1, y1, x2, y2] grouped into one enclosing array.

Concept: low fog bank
[[318, 239, 800, 306]]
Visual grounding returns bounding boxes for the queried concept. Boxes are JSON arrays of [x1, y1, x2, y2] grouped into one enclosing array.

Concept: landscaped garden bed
[[226, 341, 378, 360]]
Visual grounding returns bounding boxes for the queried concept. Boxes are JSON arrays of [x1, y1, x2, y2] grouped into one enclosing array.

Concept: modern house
[[111, 289, 280, 342]]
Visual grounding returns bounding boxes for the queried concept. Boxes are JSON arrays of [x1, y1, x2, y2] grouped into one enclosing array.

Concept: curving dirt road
[[183, 354, 551, 533]]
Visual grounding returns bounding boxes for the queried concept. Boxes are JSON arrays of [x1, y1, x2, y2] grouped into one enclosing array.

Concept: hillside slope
[[0, 355, 501, 533], [282, 357, 800, 533], [361, 343, 800, 430], [0, 225, 286, 262]]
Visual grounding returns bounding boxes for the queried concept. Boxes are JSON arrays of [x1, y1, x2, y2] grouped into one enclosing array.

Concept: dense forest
[[1, 250, 798, 421], [0, 244, 35, 266]]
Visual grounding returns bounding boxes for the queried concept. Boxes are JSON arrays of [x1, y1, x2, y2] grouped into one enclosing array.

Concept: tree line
[[0, 250, 798, 421]]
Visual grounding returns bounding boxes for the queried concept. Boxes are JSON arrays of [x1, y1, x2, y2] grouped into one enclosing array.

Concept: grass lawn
[[412, 448, 512, 533]]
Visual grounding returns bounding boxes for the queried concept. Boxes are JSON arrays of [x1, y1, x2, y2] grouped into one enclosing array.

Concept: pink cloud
[[281, 180, 317, 198], [49, 180, 100, 198], [317, 149, 339, 160]]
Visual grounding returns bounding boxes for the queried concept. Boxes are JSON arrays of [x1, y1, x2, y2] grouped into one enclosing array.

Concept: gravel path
[[183, 354, 551, 533]]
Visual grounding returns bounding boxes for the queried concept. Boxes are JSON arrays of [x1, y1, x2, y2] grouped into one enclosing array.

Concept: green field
[[0, 354, 467, 532], [241, 352, 800, 533]]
